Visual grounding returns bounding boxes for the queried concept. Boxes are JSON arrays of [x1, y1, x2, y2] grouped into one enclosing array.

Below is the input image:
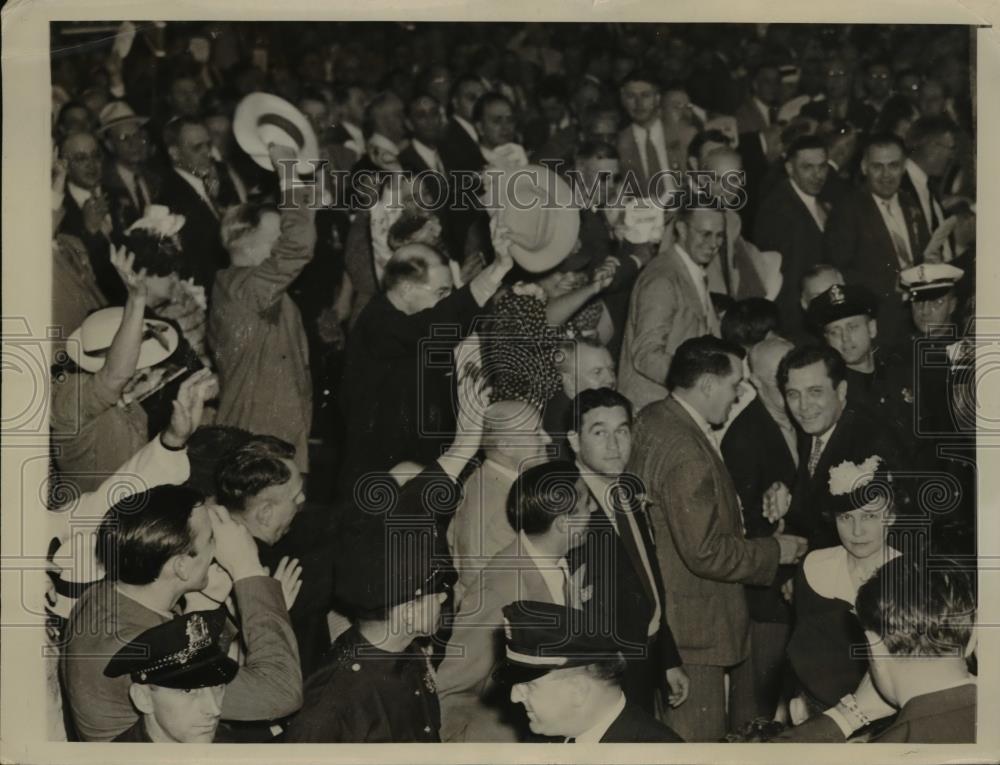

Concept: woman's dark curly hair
[[124, 227, 184, 277]]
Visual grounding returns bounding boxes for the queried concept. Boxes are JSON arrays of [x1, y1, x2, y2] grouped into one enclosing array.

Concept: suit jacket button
[[351, 663, 361, 672]]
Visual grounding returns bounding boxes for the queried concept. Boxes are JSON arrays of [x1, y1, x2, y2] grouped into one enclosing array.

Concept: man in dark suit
[[901, 116, 959, 263], [57, 131, 126, 304], [799, 57, 876, 132], [567, 387, 688, 716], [523, 75, 579, 170], [399, 93, 454, 257], [768, 344, 907, 550], [823, 133, 931, 351], [721, 336, 798, 720], [439, 75, 487, 261], [754, 135, 835, 340], [734, 63, 783, 135], [627, 336, 807, 741], [776, 555, 975, 743], [499, 600, 684, 743], [338, 239, 511, 495], [97, 101, 160, 234], [617, 70, 678, 201], [155, 116, 230, 292]]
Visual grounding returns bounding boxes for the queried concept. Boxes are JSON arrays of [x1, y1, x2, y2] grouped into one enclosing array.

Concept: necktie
[[926, 179, 941, 231], [643, 129, 662, 179], [768, 104, 780, 125], [881, 199, 913, 268], [135, 176, 148, 216], [807, 436, 824, 477], [812, 199, 827, 232]]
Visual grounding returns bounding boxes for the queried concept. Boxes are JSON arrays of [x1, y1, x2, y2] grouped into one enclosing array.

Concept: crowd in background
[[44, 20, 978, 746]]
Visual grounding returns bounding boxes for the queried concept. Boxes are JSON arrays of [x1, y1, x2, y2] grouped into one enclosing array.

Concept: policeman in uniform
[[806, 283, 915, 453], [495, 600, 683, 743], [284, 518, 455, 743], [104, 611, 238, 743], [898, 263, 974, 553]]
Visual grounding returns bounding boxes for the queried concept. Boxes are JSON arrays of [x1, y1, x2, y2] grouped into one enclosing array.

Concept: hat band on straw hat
[[257, 113, 306, 148]]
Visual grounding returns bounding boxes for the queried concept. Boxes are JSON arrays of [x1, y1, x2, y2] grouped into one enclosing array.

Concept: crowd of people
[[45, 20, 977, 745]]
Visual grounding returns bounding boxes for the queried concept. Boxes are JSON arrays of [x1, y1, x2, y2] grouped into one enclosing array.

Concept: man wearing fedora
[[97, 100, 159, 233], [105, 612, 238, 743], [498, 600, 684, 743], [619, 206, 725, 413]]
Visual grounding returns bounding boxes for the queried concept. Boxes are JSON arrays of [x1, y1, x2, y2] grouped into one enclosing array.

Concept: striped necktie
[[807, 436, 824, 477]]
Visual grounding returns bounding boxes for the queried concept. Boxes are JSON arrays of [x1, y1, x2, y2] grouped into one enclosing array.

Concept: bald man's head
[[749, 336, 794, 412], [383, 243, 453, 314]]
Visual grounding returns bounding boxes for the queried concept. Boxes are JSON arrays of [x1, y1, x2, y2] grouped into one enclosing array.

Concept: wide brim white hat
[[486, 164, 580, 274], [233, 92, 320, 176], [66, 307, 178, 374]]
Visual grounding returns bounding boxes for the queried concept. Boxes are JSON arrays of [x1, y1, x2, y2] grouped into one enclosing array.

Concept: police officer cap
[[104, 610, 237, 689]]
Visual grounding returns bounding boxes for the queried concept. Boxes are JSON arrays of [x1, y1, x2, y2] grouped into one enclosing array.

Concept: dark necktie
[[611, 485, 656, 608], [768, 104, 780, 125], [135, 177, 148, 215]]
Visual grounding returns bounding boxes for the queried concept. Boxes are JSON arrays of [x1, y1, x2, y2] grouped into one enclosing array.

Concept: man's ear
[[167, 145, 180, 165], [836, 379, 848, 404], [698, 374, 715, 400], [170, 554, 190, 583], [868, 318, 878, 341], [130, 683, 154, 715], [784, 159, 794, 178], [567, 431, 580, 457]]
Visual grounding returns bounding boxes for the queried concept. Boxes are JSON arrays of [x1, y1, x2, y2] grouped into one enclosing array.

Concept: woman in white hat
[[50, 246, 180, 495]]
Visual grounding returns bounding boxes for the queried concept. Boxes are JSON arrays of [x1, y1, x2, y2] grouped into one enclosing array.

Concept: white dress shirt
[[674, 243, 716, 323], [411, 138, 444, 173], [453, 114, 479, 145], [574, 692, 627, 743], [631, 118, 669, 177], [872, 192, 913, 267], [905, 158, 952, 261], [518, 531, 569, 605]]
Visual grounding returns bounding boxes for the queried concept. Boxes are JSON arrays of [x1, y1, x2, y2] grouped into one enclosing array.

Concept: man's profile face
[[249, 459, 306, 545], [786, 147, 829, 196], [703, 355, 744, 426], [678, 210, 726, 267], [862, 143, 905, 199], [823, 314, 876, 368], [783, 361, 847, 435], [147, 683, 226, 742], [574, 405, 632, 477], [477, 100, 516, 149], [453, 80, 485, 122], [567, 345, 617, 398], [407, 262, 454, 313], [911, 293, 958, 335], [620, 81, 660, 126], [510, 669, 581, 736]]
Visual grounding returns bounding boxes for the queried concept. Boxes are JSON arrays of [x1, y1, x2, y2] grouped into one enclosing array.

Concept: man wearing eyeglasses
[[56, 131, 127, 304], [800, 57, 876, 134], [98, 101, 159, 232]]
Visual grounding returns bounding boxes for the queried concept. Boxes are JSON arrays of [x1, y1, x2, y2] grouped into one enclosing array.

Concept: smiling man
[[772, 344, 907, 551]]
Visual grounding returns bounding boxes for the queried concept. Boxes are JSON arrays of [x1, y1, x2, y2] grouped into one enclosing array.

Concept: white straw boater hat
[[66, 307, 178, 374], [233, 92, 319, 177]]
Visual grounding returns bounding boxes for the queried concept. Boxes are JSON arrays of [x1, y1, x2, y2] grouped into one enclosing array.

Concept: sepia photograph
[[2, 2, 998, 763]]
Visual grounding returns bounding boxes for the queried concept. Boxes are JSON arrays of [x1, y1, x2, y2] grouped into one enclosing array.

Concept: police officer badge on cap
[[899, 263, 964, 302], [806, 283, 878, 329], [104, 611, 237, 689]]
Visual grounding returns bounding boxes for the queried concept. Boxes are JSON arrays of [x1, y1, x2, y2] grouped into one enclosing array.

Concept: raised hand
[[488, 216, 515, 273], [590, 256, 619, 293], [269, 556, 304, 611], [161, 369, 220, 448], [110, 244, 149, 300], [208, 505, 266, 582]]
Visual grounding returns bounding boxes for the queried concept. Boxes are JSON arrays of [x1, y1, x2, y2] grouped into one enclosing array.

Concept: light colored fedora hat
[[97, 100, 149, 133], [233, 92, 319, 177], [486, 164, 580, 273], [66, 307, 178, 374]]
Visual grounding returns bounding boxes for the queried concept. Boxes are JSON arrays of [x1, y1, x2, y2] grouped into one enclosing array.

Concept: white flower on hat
[[126, 205, 186, 238], [828, 456, 882, 497]]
